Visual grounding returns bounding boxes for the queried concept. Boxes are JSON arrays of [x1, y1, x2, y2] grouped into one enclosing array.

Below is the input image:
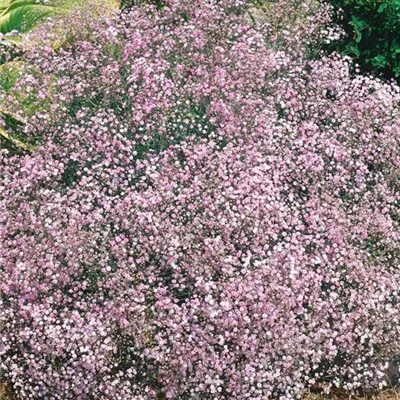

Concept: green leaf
[[393, 64, 400, 77], [0, 0, 56, 34], [378, 2, 388, 13], [391, 39, 400, 54], [371, 54, 388, 68], [349, 15, 365, 43], [0, 126, 35, 151], [345, 43, 361, 57]]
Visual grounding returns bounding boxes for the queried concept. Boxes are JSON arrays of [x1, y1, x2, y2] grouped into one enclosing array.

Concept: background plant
[[322, 0, 400, 81], [1, 0, 53, 34]]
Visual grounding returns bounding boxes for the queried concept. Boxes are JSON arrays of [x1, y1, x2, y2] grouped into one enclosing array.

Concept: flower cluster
[[0, 0, 399, 398]]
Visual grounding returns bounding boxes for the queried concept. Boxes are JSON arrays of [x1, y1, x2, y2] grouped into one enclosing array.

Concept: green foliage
[[0, 62, 21, 92], [0, 0, 56, 34], [119, 0, 166, 10], [323, 0, 400, 81]]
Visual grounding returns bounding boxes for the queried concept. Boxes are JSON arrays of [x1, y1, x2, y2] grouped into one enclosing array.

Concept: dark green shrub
[[323, 0, 400, 81], [119, 0, 165, 9]]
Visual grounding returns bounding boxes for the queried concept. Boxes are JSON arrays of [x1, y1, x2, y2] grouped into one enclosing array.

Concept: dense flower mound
[[0, 0, 400, 399]]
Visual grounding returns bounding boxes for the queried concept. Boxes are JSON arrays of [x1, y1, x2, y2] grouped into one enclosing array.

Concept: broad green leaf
[[0, 0, 55, 34]]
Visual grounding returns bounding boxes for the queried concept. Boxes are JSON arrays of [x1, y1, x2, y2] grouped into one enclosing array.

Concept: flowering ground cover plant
[[0, 0, 399, 398]]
